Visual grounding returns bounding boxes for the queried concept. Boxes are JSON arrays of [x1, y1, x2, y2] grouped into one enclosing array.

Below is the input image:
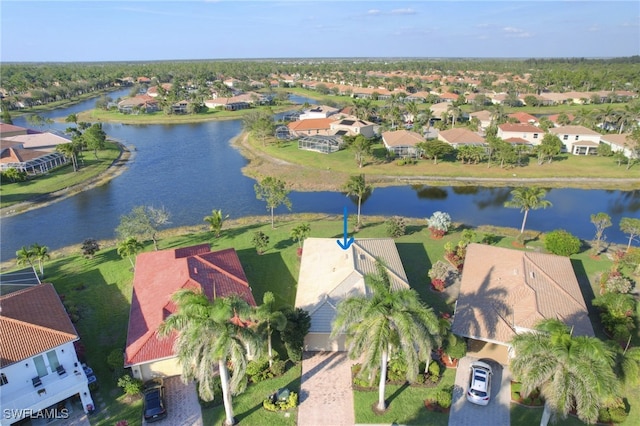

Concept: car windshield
[[470, 388, 487, 398]]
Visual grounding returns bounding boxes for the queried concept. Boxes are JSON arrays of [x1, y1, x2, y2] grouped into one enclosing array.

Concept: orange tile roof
[[452, 244, 594, 346], [438, 128, 485, 145], [0, 284, 78, 367], [288, 118, 334, 131], [125, 245, 256, 366], [508, 112, 539, 124], [381, 130, 425, 147], [498, 123, 541, 133]]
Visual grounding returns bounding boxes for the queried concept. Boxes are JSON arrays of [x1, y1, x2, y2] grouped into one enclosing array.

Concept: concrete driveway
[[143, 376, 203, 426], [298, 351, 355, 426], [448, 357, 511, 426]]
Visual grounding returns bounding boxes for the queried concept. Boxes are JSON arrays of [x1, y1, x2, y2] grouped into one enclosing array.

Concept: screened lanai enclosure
[[298, 135, 344, 154]]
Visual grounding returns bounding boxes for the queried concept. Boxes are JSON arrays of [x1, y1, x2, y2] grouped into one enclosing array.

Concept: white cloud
[[367, 9, 381, 15], [503, 26, 533, 38], [390, 8, 417, 15]]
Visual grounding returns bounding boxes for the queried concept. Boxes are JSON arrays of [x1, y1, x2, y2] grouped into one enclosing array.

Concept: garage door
[[304, 333, 347, 352]]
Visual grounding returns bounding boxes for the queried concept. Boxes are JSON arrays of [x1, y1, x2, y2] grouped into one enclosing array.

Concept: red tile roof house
[[507, 112, 539, 126], [124, 244, 256, 382], [438, 128, 486, 149], [497, 123, 543, 146], [548, 125, 602, 155], [117, 95, 159, 114], [451, 244, 594, 365], [0, 284, 96, 425], [287, 118, 335, 138], [381, 129, 425, 159]]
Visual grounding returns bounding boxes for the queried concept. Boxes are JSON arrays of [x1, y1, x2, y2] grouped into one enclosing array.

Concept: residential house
[[1, 130, 70, 175], [437, 92, 459, 103], [507, 112, 539, 126], [382, 129, 425, 158], [497, 123, 543, 146], [0, 284, 95, 425], [117, 95, 159, 114], [0, 123, 30, 138], [547, 113, 575, 127], [599, 133, 638, 159], [329, 117, 376, 139], [295, 238, 411, 351], [451, 244, 594, 364], [469, 110, 492, 130], [147, 83, 173, 98], [548, 125, 602, 155], [438, 128, 486, 149], [298, 105, 339, 120], [124, 244, 256, 382], [288, 118, 334, 138]]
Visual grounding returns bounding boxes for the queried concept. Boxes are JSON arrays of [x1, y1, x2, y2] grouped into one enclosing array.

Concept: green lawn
[[0, 142, 122, 209], [13, 214, 637, 425]]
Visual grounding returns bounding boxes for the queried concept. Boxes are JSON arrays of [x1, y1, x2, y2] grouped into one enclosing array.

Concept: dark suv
[[143, 378, 167, 423]]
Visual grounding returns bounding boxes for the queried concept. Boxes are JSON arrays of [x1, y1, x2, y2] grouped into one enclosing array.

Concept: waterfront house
[[548, 125, 602, 155], [381, 129, 425, 158], [438, 128, 486, 149], [497, 123, 543, 146], [0, 284, 95, 425]]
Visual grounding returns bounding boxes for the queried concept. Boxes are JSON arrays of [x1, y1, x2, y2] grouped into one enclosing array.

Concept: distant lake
[[2, 91, 638, 262]]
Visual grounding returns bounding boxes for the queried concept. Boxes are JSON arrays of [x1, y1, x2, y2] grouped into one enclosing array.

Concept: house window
[[34, 355, 48, 377], [575, 135, 579, 140], [563, 135, 569, 140], [0, 373, 7, 386], [46, 350, 60, 372], [533, 133, 539, 139]]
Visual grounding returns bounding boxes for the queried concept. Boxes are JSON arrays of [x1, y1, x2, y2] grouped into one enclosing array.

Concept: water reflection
[[411, 185, 448, 200]]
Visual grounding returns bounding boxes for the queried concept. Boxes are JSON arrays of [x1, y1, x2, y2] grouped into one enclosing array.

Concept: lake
[[2, 90, 638, 262]]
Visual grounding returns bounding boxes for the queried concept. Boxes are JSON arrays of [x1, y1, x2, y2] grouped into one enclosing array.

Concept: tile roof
[[295, 238, 410, 333], [507, 112, 539, 124], [288, 118, 335, 131], [498, 123, 541, 133], [548, 125, 602, 136], [0, 123, 29, 135], [125, 245, 256, 366], [600, 133, 637, 149], [438, 128, 486, 145], [0, 284, 78, 367], [451, 244, 594, 346], [382, 130, 425, 147]]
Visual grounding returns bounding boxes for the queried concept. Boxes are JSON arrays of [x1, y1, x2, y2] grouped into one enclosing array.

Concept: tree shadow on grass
[[386, 382, 410, 407], [237, 248, 298, 308], [396, 242, 432, 302]]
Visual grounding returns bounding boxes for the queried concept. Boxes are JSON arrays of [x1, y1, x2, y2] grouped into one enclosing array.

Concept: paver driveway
[[143, 376, 203, 426], [298, 351, 355, 426], [448, 356, 511, 426]]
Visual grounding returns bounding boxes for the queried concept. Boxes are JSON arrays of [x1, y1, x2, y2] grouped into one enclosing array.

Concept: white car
[[466, 361, 493, 406]]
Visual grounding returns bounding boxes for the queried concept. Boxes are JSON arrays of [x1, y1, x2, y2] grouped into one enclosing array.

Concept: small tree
[[591, 212, 612, 254], [426, 211, 452, 238], [254, 177, 292, 229], [385, 216, 406, 238], [252, 231, 269, 255], [350, 135, 372, 168], [30, 243, 50, 276], [290, 223, 311, 249], [116, 205, 171, 251], [117, 237, 144, 269], [81, 238, 101, 258], [544, 229, 581, 256], [620, 217, 640, 252], [280, 307, 311, 362], [203, 209, 229, 238], [117, 375, 143, 397]]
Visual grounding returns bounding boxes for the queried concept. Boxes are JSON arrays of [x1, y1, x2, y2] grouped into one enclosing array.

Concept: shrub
[[431, 278, 445, 292], [481, 233, 498, 245], [544, 229, 581, 256], [387, 356, 408, 382], [428, 360, 441, 378], [385, 216, 407, 238], [426, 211, 452, 237], [435, 388, 452, 408], [247, 357, 272, 383], [117, 375, 143, 396], [252, 231, 270, 255], [443, 334, 467, 360], [600, 270, 632, 294], [263, 391, 298, 411], [81, 238, 101, 258], [270, 359, 286, 377], [281, 307, 311, 362], [593, 292, 636, 340]]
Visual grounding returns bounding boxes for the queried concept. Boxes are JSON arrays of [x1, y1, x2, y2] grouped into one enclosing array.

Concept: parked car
[[466, 361, 493, 406], [143, 378, 167, 423]]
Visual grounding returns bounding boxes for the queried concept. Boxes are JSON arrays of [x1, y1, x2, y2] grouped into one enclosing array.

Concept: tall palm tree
[[251, 291, 287, 367], [331, 261, 440, 411], [203, 209, 229, 238], [15, 246, 35, 273], [30, 243, 49, 276], [447, 103, 462, 127], [510, 319, 618, 425], [343, 174, 372, 229], [117, 237, 144, 269], [158, 290, 262, 426], [504, 186, 552, 234]]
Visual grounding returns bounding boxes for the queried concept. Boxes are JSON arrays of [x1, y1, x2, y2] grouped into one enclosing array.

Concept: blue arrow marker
[[336, 206, 355, 250]]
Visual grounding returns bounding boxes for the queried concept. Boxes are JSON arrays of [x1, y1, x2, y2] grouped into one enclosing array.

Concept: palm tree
[[203, 209, 229, 238], [447, 103, 462, 127], [510, 319, 618, 425], [290, 223, 311, 249], [15, 246, 35, 273], [117, 237, 144, 269], [56, 142, 80, 171], [343, 174, 372, 229], [251, 292, 287, 367], [30, 243, 50, 276], [331, 261, 440, 411], [158, 290, 262, 426], [504, 187, 552, 234]]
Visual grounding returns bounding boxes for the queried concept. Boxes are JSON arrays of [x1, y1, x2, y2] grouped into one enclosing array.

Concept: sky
[[1, 1, 639, 62]]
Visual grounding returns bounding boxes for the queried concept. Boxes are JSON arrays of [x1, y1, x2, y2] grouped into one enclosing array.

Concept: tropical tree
[[535, 134, 563, 165], [203, 209, 229, 238], [331, 261, 440, 412], [343, 174, 372, 229], [158, 290, 262, 426], [115, 205, 171, 251], [251, 292, 287, 367], [620, 217, 640, 251], [56, 141, 81, 172], [290, 223, 311, 249], [590, 212, 612, 254], [417, 140, 454, 164], [83, 123, 107, 159], [30, 243, 50, 276], [117, 237, 144, 269], [254, 176, 292, 229], [350, 135, 372, 168], [504, 187, 552, 234], [510, 319, 618, 425], [15, 246, 35, 272]]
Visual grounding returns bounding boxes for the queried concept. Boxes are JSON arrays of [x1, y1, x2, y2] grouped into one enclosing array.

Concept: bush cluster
[[544, 229, 581, 256], [262, 391, 298, 412], [385, 216, 407, 238]]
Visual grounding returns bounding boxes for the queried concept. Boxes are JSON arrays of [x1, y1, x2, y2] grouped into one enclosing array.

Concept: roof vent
[[193, 267, 198, 274], [530, 271, 535, 279]]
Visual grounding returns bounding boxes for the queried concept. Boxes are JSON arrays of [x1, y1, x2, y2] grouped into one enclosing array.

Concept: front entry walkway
[[298, 351, 355, 426]]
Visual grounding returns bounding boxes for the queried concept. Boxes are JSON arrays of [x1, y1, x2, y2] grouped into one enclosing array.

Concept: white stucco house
[[548, 125, 603, 155], [600, 133, 639, 159], [497, 123, 543, 146], [294, 238, 411, 352], [0, 284, 95, 425]]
